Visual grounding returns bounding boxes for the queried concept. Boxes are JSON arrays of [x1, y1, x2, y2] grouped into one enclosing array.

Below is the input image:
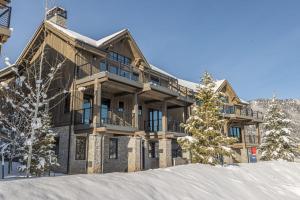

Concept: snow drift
[[0, 161, 300, 200]]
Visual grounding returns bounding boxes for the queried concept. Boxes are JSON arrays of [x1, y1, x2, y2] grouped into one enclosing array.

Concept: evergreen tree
[[178, 72, 236, 165], [259, 97, 299, 161]]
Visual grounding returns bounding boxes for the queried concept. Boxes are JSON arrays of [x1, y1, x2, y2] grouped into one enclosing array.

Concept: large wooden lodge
[[0, 7, 263, 174]]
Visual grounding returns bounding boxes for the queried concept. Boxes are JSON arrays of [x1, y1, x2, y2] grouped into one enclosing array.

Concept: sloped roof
[[46, 21, 127, 48], [149, 64, 176, 79], [178, 78, 226, 93]]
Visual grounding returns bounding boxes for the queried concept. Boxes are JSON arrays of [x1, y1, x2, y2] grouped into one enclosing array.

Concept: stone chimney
[[46, 7, 67, 28]]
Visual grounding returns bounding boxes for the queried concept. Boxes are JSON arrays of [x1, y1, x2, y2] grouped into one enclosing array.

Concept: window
[[229, 127, 242, 143], [109, 51, 131, 65], [100, 61, 107, 71], [221, 96, 229, 103], [54, 137, 60, 156], [124, 57, 131, 65], [150, 76, 160, 85], [75, 136, 86, 160], [120, 69, 130, 79], [109, 65, 118, 74], [131, 72, 139, 81], [109, 138, 118, 159], [118, 101, 124, 112], [64, 93, 70, 113], [138, 106, 142, 116], [149, 141, 158, 158]]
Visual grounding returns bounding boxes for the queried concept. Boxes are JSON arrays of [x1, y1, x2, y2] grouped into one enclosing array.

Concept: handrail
[[221, 104, 264, 120], [0, 3, 11, 28]]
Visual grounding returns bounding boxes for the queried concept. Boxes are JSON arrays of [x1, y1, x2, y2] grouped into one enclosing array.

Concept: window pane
[[132, 72, 139, 81], [109, 138, 118, 159], [109, 65, 118, 74], [100, 61, 107, 71], [120, 69, 130, 79]]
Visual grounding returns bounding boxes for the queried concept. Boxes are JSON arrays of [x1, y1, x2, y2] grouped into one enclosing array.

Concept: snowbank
[[0, 161, 300, 200]]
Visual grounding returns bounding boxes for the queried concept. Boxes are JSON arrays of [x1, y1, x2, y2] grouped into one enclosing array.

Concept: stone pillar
[[143, 139, 150, 170], [93, 79, 101, 133], [128, 137, 141, 172], [162, 101, 167, 132], [241, 124, 246, 146], [87, 134, 102, 173], [240, 148, 249, 163], [132, 93, 139, 129], [159, 139, 172, 168]]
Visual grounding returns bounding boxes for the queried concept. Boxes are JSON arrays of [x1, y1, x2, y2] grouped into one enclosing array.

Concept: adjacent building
[[0, 7, 263, 174]]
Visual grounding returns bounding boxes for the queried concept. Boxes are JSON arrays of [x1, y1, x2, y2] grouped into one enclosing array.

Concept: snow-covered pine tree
[[259, 97, 299, 161], [178, 72, 237, 165]]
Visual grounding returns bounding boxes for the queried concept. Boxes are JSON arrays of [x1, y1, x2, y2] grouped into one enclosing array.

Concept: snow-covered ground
[[0, 161, 300, 200]]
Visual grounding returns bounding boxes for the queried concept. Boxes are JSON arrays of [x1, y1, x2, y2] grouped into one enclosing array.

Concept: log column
[[133, 92, 139, 129], [93, 79, 101, 133], [162, 101, 167, 132]]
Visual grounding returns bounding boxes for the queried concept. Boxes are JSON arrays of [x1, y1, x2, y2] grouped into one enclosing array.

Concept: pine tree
[[259, 97, 299, 161], [178, 72, 236, 165]]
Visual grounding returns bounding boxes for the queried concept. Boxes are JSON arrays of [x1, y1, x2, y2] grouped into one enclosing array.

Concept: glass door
[[101, 98, 111, 124], [82, 95, 92, 124], [149, 109, 162, 132]]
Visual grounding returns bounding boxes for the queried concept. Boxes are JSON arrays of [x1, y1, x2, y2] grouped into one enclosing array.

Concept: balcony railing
[[221, 105, 264, 121], [245, 135, 259, 144], [74, 107, 134, 127], [0, 3, 11, 28], [144, 119, 185, 133]]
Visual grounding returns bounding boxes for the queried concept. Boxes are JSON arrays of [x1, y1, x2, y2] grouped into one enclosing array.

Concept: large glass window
[[109, 138, 118, 159], [82, 95, 92, 124], [229, 127, 242, 142], [120, 69, 130, 79], [109, 65, 118, 74], [109, 51, 131, 65], [148, 109, 162, 132], [101, 98, 111, 124], [75, 136, 86, 160], [100, 61, 107, 71]]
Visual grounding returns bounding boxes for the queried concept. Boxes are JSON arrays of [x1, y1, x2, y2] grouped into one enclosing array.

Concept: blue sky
[[2, 0, 300, 100]]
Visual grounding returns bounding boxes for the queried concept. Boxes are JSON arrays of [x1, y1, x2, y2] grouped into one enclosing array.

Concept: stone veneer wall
[[103, 135, 130, 173], [52, 126, 70, 174]]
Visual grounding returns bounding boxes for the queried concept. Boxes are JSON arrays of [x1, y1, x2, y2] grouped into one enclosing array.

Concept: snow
[[149, 64, 177, 79], [1, 161, 300, 200], [46, 21, 127, 48]]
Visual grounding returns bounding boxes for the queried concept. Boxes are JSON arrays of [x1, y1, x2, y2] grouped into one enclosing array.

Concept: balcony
[[74, 107, 136, 132], [221, 104, 263, 122], [245, 135, 259, 145], [0, 2, 11, 45], [144, 119, 185, 134], [76, 59, 194, 105]]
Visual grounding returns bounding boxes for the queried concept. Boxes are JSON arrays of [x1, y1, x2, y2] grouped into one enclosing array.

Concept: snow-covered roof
[[46, 21, 127, 48], [178, 78, 226, 93], [149, 64, 176, 79], [240, 98, 249, 105]]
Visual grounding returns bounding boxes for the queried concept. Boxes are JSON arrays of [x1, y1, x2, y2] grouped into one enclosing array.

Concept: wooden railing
[[221, 104, 264, 121], [74, 107, 134, 127], [0, 3, 11, 28]]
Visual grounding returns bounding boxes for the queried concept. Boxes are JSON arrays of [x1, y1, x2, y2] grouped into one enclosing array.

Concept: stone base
[[159, 139, 172, 168]]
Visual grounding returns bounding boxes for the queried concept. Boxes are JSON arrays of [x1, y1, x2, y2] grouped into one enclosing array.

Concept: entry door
[[149, 109, 162, 132], [101, 98, 111, 124]]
